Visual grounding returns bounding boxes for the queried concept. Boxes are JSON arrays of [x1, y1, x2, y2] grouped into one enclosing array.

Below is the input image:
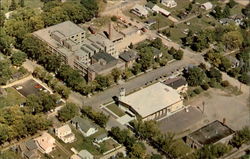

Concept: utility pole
[[202, 101, 205, 114]]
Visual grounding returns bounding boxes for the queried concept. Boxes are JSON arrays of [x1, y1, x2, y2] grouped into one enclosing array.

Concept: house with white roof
[[55, 124, 75, 143], [201, 2, 213, 10], [161, 0, 177, 8], [35, 132, 56, 154], [131, 4, 149, 17], [118, 82, 184, 121], [70, 150, 94, 159]]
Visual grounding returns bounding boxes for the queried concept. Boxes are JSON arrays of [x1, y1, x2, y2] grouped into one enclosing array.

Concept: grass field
[[99, 138, 120, 153], [106, 103, 126, 117], [0, 87, 26, 109]]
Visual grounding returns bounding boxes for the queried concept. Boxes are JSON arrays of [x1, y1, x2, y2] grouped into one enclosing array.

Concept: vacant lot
[[13, 79, 47, 97], [0, 87, 26, 108], [186, 88, 250, 131]]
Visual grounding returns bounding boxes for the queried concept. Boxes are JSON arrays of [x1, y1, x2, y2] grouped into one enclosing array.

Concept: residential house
[[201, 2, 213, 10], [71, 116, 98, 137], [19, 140, 40, 159], [152, 5, 171, 17], [184, 120, 235, 149], [55, 124, 75, 143], [119, 50, 139, 68], [161, 0, 177, 8], [131, 4, 149, 17], [88, 52, 125, 81], [94, 133, 110, 144], [163, 76, 188, 93], [35, 132, 56, 154]]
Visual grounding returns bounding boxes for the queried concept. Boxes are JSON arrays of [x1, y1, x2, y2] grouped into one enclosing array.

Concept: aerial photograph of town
[[0, 0, 249, 158]]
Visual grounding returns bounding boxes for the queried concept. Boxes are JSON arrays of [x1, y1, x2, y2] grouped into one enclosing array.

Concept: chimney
[[109, 22, 112, 40]]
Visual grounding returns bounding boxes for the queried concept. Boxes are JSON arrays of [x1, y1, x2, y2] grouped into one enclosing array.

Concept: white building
[[119, 82, 184, 121], [70, 150, 94, 159], [161, 0, 177, 8], [152, 5, 171, 17], [201, 2, 213, 10], [131, 4, 149, 17], [55, 124, 75, 143]]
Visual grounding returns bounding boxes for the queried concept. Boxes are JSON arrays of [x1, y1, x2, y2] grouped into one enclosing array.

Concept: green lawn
[[106, 103, 126, 117], [0, 87, 26, 109], [49, 148, 71, 159], [168, 15, 219, 43], [1, 0, 43, 12], [149, 14, 173, 29], [99, 138, 120, 154]]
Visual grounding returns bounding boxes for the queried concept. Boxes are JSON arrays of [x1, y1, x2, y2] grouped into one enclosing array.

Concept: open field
[[0, 87, 26, 108]]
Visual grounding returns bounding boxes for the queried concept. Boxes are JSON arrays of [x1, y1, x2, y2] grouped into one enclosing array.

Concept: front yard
[[106, 103, 126, 117]]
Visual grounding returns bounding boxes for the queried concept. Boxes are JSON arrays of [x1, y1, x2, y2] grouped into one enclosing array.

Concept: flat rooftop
[[188, 120, 234, 145], [120, 82, 182, 118]]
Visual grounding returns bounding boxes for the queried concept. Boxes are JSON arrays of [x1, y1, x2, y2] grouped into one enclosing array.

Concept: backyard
[[0, 87, 26, 109]]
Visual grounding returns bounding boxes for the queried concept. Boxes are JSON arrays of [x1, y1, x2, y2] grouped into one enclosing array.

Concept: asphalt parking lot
[[158, 106, 203, 134], [13, 79, 47, 97]]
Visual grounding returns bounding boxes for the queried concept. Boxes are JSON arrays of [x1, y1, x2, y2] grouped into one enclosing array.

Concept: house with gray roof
[[184, 120, 235, 149], [71, 116, 98, 137], [119, 50, 139, 68], [88, 52, 125, 81], [19, 139, 40, 159], [94, 133, 110, 144], [163, 76, 188, 93]]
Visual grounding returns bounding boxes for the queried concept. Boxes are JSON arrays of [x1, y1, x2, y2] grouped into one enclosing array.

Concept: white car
[[16, 86, 23, 90]]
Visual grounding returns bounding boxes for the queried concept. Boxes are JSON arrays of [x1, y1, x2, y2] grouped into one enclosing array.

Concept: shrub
[[111, 16, 117, 22], [209, 78, 219, 88], [221, 80, 230, 87], [194, 88, 202, 94], [201, 83, 209, 90]]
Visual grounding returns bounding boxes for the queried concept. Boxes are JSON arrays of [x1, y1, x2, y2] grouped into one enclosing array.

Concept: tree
[[80, 0, 99, 18], [9, 0, 17, 11], [20, 0, 25, 7], [219, 57, 232, 72], [139, 49, 153, 71], [95, 75, 111, 90], [129, 142, 146, 158], [222, 31, 243, 50], [207, 67, 222, 82], [151, 38, 163, 49], [227, 0, 237, 8], [111, 16, 117, 22], [111, 68, 121, 83], [196, 143, 231, 159], [230, 127, 250, 148], [151, 154, 162, 159], [0, 60, 12, 85], [184, 67, 207, 86], [58, 103, 79, 122], [238, 73, 250, 85], [147, 0, 158, 4], [222, 5, 230, 18], [0, 28, 13, 56], [213, 6, 223, 19], [132, 63, 141, 75], [0, 12, 6, 27], [11, 51, 27, 66], [173, 49, 184, 60]]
